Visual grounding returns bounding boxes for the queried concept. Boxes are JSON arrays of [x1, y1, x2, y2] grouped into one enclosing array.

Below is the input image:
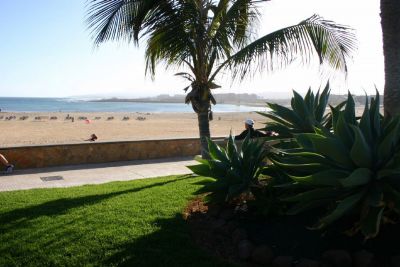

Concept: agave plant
[[187, 134, 268, 200], [268, 91, 400, 239], [258, 83, 335, 138]]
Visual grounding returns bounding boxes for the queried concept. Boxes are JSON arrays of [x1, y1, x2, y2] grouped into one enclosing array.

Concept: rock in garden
[[321, 250, 352, 267], [295, 258, 319, 267], [272, 256, 293, 267], [251, 245, 274, 265], [232, 228, 248, 245], [237, 240, 254, 260], [353, 250, 375, 267]]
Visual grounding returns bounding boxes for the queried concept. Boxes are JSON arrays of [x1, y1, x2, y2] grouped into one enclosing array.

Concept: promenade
[[0, 157, 197, 192]]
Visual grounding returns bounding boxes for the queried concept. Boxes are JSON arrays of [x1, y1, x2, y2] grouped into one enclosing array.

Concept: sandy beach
[[0, 111, 267, 147]]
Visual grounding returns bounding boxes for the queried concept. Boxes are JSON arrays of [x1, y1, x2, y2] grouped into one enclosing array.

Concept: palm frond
[[86, 0, 176, 45], [206, 0, 261, 77], [225, 14, 356, 80], [144, 2, 198, 76]]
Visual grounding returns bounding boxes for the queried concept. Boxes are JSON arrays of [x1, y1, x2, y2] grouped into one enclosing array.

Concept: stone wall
[[0, 138, 225, 169]]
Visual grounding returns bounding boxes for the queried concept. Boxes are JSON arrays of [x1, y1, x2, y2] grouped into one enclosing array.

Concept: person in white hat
[[234, 118, 271, 140]]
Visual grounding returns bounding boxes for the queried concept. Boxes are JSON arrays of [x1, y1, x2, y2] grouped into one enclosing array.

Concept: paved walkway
[[0, 157, 197, 192]]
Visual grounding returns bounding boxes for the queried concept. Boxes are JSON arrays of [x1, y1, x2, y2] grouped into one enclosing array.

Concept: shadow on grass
[[103, 213, 234, 267], [0, 175, 233, 266], [10, 156, 194, 176], [0, 175, 194, 230]]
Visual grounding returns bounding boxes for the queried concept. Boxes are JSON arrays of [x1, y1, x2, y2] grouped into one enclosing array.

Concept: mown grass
[[0, 175, 233, 267]]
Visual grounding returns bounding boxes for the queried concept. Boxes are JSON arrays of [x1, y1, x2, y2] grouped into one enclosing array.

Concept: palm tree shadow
[[0, 175, 194, 230], [103, 213, 233, 267]]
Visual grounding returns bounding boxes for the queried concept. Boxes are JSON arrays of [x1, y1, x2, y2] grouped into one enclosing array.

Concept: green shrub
[[187, 134, 268, 201], [258, 83, 334, 138], [268, 91, 400, 239]]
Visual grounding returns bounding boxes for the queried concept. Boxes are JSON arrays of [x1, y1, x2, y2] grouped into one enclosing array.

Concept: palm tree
[[381, 0, 400, 117], [86, 0, 356, 158]]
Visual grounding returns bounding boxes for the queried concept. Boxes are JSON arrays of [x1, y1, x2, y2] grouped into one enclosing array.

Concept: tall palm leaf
[[86, 0, 356, 158]]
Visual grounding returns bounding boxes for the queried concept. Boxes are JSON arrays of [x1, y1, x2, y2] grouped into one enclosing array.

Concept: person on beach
[[234, 119, 273, 140], [0, 153, 14, 174], [85, 134, 98, 142]]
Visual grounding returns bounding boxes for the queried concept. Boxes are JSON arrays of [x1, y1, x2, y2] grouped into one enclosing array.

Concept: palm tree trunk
[[381, 0, 400, 117], [197, 111, 211, 159]]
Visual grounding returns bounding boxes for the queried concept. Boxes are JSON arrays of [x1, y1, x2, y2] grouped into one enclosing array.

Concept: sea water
[[0, 97, 268, 113]]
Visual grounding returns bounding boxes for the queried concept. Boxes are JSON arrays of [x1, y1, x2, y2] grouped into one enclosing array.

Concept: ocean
[[0, 97, 268, 113]]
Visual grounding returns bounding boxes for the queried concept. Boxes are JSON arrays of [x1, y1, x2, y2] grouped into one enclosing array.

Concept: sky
[[0, 0, 383, 98]]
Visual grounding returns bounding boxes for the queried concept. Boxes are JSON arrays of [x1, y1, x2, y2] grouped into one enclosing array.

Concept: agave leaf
[[335, 112, 354, 149], [330, 102, 346, 133], [287, 199, 332, 215], [360, 206, 384, 240], [267, 103, 304, 129], [339, 168, 372, 187], [277, 151, 333, 166], [314, 125, 335, 138], [349, 125, 372, 168], [381, 116, 400, 143], [289, 169, 349, 186], [367, 185, 383, 207], [241, 132, 251, 154], [359, 95, 372, 144], [282, 187, 341, 202], [227, 134, 239, 161], [314, 89, 320, 107], [269, 139, 298, 150], [377, 168, 400, 179], [257, 112, 293, 128], [378, 119, 400, 162], [268, 154, 330, 171], [308, 134, 354, 168], [322, 113, 333, 129], [208, 160, 230, 177], [194, 155, 210, 166], [187, 164, 213, 177], [296, 133, 317, 150], [317, 192, 364, 228], [271, 160, 329, 173], [370, 92, 381, 140], [226, 168, 243, 183], [315, 83, 331, 122], [343, 91, 356, 125], [384, 184, 400, 210], [207, 138, 228, 162], [264, 123, 295, 137], [383, 151, 400, 170], [304, 89, 312, 109], [292, 90, 313, 130]]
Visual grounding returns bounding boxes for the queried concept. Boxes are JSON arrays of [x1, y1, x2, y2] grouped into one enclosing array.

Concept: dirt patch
[[184, 195, 400, 267]]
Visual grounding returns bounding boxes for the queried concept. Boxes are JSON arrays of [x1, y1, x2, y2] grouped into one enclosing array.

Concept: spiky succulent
[[258, 83, 335, 138], [269, 91, 400, 239], [187, 134, 268, 200]]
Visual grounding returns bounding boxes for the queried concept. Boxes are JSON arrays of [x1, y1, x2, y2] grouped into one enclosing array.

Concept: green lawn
[[0, 175, 233, 267]]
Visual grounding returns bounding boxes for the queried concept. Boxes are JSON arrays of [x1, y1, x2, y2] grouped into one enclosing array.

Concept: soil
[[184, 195, 400, 267]]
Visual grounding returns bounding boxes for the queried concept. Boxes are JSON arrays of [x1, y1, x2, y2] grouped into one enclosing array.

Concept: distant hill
[[92, 93, 378, 107]]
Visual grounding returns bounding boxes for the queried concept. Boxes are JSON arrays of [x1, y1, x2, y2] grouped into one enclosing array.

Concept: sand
[[0, 112, 267, 147]]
